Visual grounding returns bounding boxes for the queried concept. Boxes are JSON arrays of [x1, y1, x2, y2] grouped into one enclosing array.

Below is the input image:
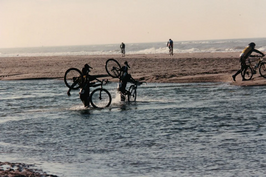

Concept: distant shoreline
[[0, 52, 265, 86]]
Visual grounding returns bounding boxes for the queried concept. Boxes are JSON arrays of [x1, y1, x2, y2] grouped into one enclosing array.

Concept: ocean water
[[1, 38, 266, 57], [0, 79, 266, 176]]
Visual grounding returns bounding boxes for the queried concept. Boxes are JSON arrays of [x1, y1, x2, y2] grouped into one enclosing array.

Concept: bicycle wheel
[[64, 68, 84, 89], [242, 66, 253, 80], [259, 62, 266, 78], [90, 88, 112, 108], [105, 58, 121, 78], [169, 47, 173, 55], [128, 85, 137, 102]]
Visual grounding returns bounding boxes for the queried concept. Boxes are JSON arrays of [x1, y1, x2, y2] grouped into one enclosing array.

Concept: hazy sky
[[1, 0, 266, 48]]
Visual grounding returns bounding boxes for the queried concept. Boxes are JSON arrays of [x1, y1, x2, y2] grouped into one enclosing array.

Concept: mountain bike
[[64, 68, 111, 108], [169, 46, 173, 56], [124, 81, 144, 102], [242, 56, 266, 80], [121, 48, 125, 57]]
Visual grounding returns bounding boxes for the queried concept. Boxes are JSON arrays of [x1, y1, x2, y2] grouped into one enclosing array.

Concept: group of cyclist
[[67, 41, 265, 107], [67, 60, 136, 107]]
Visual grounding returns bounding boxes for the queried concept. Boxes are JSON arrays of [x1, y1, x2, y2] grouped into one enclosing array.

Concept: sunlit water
[[0, 80, 266, 176]]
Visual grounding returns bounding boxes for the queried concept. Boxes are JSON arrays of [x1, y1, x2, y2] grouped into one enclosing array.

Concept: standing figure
[[167, 39, 173, 55], [120, 42, 125, 57], [232, 42, 265, 81]]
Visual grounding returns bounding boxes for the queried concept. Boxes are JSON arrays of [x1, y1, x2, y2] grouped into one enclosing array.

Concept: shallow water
[[0, 80, 266, 176]]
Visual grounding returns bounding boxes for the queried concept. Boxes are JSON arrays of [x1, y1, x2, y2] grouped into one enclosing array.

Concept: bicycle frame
[[90, 78, 108, 96], [123, 81, 144, 102], [247, 56, 264, 72], [169, 46, 173, 55]]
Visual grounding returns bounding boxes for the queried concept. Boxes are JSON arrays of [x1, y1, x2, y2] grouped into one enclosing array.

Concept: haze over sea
[[1, 38, 266, 57]]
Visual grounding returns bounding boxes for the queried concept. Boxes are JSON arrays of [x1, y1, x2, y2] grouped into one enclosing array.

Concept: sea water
[[0, 79, 266, 176], [1, 38, 266, 57]]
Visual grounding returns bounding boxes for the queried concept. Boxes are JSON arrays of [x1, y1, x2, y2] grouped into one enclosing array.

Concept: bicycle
[[242, 56, 266, 80], [64, 68, 112, 108], [123, 81, 144, 102], [169, 46, 173, 56], [121, 48, 125, 57]]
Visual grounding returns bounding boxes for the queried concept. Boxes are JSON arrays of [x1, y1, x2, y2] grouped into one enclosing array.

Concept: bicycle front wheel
[[90, 88, 112, 108], [259, 62, 266, 78], [128, 85, 137, 102], [105, 58, 121, 78], [242, 66, 253, 80], [64, 68, 84, 89]]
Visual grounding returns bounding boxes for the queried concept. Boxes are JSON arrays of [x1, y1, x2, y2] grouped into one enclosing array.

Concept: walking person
[[120, 42, 125, 57], [232, 42, 265, 81], [167, 39, 173, 55]]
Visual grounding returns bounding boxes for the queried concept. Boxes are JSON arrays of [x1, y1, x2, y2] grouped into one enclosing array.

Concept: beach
[[1, 52, 266, 176], [0, 52, 266, 86]]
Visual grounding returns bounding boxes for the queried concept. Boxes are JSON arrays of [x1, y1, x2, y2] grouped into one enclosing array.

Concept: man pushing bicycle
[[232, 42, 265, 81]]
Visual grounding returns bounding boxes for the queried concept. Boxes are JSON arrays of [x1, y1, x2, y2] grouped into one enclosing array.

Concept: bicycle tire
[[90, 88, 112, 108], [259, 62, 266, 78], [242, 66, 253, 80], [105, 58, 121, 78], [128, 85, 137, 102], [169, 47, 173, 56], [64, 68, 84, 90]]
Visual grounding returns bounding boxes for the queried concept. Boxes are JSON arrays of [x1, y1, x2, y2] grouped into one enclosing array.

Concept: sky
[[1, 0, 266, 48]]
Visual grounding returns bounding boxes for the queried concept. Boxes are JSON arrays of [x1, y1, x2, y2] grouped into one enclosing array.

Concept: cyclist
[[232, 42, 265, 81], [120, 42, 125, 57], [67, 64, 96, 107], [118, 61, 136, 101], [167, 39, 173, 55]]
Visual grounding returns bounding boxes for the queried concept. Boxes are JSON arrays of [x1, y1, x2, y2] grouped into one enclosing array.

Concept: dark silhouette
[[120, 42, 125, 57]]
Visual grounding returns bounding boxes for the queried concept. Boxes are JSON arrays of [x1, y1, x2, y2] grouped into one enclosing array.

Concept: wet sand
[[0, 52, 265, 86]]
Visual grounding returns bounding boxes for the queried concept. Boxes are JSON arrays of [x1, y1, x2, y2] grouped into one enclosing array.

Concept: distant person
[[120, 42, 125, 57], [232, 42, 265, 81], [167, 39, 173, 55]]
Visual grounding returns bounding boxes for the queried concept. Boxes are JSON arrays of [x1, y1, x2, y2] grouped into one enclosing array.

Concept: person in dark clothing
[[67, 64, 96, 107], [232, 42, 265, 81], [120, 42, 125, 57], [79, 64, 96, 107], [167, 39, 173, 49], [118, 61, 136, 100], [167, 39, 173, 55]]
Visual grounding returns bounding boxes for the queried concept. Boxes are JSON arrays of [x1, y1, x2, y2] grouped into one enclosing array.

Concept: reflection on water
[[0, 80, 266, 176]]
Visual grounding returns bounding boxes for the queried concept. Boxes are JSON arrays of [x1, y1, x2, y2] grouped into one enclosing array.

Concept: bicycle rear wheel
[[90, 88, 112, 108], [64, 68, 84, 89], [242, 66, 253, 80], [259, 62, 266, 78], [105, 58, 121, 78], [169, 47, 173, 55], [128, 85, 137, 102]]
